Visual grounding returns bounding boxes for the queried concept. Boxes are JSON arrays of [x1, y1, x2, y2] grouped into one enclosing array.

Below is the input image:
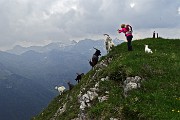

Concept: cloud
[[130, 2, 135, 8], [0, 0, 179, 50]]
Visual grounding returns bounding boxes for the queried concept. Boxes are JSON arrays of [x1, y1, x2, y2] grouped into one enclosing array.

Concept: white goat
[[145, 45, 153, 53], [104, 34, 114, 53], [55, 86, 66, 95]]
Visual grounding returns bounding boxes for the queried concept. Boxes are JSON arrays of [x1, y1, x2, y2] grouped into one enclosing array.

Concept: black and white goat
[[75, 73, 84, 83], [89, 47, 101, 68], [104, 34, 114, 53]]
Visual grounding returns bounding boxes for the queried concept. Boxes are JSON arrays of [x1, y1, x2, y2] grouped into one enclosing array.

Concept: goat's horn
[[93, 47, 98, 50], [104, 34, 109, 36]]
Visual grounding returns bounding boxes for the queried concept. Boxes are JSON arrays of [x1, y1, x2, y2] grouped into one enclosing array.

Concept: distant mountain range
[[0, 38, 124, 120], [6, 38, 124, 55], [6, 40, 78, 55]]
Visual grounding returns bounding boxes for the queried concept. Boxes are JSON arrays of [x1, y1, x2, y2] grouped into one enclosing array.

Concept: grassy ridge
[[104, 38, 180, 119], [33, 38, 180, 120]]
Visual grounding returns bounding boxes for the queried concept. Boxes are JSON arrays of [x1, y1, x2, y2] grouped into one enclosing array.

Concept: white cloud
[[0, 0, 179, 50], [48, 0, 78, 15], [130, 3, 135, 8]]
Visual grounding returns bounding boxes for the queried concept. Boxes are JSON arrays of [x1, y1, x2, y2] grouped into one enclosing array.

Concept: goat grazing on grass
[[55, 86, 66, 95], [67, 82, 74, 90], [104, 34, 114, 53], [145, 45, 153, 53], [89, 47, 101, 68], [75, 73, 84, 83]]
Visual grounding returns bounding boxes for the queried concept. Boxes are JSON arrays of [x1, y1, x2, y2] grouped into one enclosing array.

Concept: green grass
[[32, 38, 180, 120]]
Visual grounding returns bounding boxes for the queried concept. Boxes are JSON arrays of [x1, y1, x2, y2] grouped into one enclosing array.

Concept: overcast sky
[[0, 0, 179, 50]]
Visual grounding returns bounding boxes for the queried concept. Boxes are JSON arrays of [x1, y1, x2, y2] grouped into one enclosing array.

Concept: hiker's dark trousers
[[126, 35, 133, 51]]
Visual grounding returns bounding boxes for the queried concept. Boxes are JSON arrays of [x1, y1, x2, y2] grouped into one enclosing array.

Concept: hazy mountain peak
[[14, 45, 24, 49], [70, 40, 78, 44]]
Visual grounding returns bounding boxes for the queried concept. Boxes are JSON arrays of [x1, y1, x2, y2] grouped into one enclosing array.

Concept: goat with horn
[[89, 47, 101, 68], [104, 34, 114, 53], [75, 73, 84, 83]]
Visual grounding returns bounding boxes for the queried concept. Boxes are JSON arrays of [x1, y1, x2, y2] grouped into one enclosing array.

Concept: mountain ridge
[[32, 38, 180, 120], [6, 38, 124, 55], [0, 38, 124, 120]]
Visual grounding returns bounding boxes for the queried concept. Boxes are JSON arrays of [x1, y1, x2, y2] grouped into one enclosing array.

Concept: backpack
[[126, 25, 133, 34]]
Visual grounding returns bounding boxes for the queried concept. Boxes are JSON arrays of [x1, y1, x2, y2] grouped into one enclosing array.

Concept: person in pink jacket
[[118, 24, 133, 51]]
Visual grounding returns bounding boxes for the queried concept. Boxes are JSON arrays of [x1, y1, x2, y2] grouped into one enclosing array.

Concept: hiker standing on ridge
[[157, 33, 159, 38], [118, 24, 133, 51], [153, 31, 156, 38]]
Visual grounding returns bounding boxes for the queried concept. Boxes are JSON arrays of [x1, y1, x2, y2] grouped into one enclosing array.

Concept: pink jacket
[[118, 25, 132, 37]]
